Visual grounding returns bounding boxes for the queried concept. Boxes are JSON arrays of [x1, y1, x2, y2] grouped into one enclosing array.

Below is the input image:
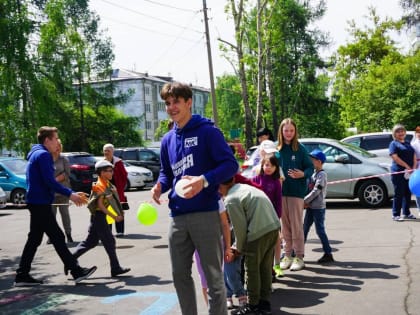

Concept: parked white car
[[123, 161, 154, 191], [94, 157, 154, 191], [341, 131, 414, 158]]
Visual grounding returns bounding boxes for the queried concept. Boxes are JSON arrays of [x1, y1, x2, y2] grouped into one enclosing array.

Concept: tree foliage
[[331, 8, 419, 132], [206, 74, 244, 141], [220, 0, 336, 147], [0, 0, 141, 156]]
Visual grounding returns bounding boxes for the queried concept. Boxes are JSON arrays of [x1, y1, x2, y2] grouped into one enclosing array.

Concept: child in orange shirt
[[71, 160, 130, 277]]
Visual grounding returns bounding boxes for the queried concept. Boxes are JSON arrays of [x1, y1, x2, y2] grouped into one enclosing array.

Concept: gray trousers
[[169, 210, 227, 315], [52, 204, 71, 235]]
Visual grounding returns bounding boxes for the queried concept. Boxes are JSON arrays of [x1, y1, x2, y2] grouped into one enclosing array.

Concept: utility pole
[[202, 0, 218, 126]]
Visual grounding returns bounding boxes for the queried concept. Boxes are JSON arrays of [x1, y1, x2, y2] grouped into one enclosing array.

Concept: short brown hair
[[160, 82, 192, 101], [37, 126, 58, 144]]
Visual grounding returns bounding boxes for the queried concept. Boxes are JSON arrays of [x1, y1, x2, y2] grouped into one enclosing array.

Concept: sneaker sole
[[290, 265, 305, 271], [74, 267, 97, 284]]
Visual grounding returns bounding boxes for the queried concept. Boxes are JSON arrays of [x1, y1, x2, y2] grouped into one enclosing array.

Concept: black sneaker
[[111, 267, 131, 277], [317, 253, 334, 264], [231, 304, 259, 315], [71, 266, 97, 283], [14, 273, 43, 287], [258, 300, 272, 315]]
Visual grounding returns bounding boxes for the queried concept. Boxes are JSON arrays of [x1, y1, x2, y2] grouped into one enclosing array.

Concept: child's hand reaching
[[224, 248, 234, 263]]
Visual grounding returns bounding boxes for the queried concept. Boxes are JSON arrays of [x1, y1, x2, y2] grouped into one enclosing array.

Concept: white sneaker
[[290, 257, 305, 271], [227, 298, 234, 309], [279, 256, 293, 269]]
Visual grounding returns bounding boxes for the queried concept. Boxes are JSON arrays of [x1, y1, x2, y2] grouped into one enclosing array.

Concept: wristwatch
[[201, 175, 209, 188]]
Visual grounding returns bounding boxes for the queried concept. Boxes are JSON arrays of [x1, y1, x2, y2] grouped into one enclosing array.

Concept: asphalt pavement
[[1, 189, 419, 315]]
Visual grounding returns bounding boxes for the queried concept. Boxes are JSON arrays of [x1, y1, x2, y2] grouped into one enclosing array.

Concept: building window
[[157, 102, 165, 112], [145, 103, 151, 112], [146, 121, 152, 129], [145, 86, 150, 95]]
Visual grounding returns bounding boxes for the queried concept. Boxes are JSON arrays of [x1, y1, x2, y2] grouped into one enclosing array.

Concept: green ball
[[137, 203, 158, 226]]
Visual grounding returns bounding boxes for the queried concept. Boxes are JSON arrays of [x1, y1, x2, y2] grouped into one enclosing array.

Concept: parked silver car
[[300, 138, 394, 207], [0, 186, 7, 208], [241, 138, 394, 207]]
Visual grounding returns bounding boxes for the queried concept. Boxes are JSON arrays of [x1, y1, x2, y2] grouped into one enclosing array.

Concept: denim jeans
[[303, 208, 332, 254], [391, 174, 412, 217], [224, 256, 246, 298]]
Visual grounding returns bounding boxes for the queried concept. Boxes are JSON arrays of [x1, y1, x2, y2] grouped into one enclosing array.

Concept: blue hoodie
[[159, 115, 238, 217], [26, 144, 73, 205]]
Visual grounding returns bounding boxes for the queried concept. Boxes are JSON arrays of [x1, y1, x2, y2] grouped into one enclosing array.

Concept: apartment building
[[109, 69, 209, 141]]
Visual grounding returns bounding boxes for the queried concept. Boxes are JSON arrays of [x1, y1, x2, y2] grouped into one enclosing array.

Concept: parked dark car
[[114, 147, 160, 180], [61, 152, 97, 193]]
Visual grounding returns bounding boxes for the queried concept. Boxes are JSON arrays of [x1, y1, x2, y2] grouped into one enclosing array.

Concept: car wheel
[[11, 188, 26, 206], [357, 180, 388, 208]]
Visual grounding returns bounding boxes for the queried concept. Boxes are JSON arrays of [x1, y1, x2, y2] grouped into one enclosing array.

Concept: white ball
[[174, 178, 192, 198]]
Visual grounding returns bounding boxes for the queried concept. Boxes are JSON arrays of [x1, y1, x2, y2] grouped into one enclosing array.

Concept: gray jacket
[[304, 170, 327, 209]]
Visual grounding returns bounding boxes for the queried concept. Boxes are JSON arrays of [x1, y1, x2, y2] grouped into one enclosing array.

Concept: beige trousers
[[281, 196, 305, 258]]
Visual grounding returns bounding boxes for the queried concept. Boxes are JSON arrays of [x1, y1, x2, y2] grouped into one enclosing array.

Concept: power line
[[99, 15, 199, 42], [98, 0, 202, 34], [148, 17, 205, 70], [142, 0, 197, 13]]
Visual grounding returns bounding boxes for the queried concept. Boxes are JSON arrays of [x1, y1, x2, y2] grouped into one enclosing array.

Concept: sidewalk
[[0, 194, 419, 314]]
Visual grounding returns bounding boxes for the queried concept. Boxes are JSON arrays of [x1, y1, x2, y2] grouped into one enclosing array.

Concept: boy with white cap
[[71, 160, 130, 277]]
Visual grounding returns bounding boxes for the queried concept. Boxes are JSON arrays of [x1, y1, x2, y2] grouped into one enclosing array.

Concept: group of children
[[192, 119, 334, 314]]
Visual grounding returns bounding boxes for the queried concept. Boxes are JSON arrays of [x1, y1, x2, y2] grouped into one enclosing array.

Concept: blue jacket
[[26, 144, 73, 205], [159, 115, 238, 216]]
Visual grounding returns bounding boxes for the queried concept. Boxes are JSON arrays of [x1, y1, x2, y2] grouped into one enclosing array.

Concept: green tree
[[0, 0, 38, 153], [332, 8, 406, 132], [221, 0, 333, 145], [0, 0, 139, 155], [206, 74, 244, 141]]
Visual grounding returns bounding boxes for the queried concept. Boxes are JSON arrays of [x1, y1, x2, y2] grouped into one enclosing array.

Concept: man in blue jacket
[[152, 82, 238, 315], [14, 126, 97, 286]]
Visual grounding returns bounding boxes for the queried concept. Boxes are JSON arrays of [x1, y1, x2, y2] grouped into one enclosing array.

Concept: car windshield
[[337, 141, 377, 158], [148, 147, 160, 155], [2, 159, 28, 175]]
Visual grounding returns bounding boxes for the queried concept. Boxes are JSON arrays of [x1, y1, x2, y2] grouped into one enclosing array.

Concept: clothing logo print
[[184, 137, 198, 148]]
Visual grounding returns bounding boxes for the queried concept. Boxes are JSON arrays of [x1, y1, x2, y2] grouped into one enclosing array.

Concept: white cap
[[95, 160, 113, 170], [260, 140, 277, 154]]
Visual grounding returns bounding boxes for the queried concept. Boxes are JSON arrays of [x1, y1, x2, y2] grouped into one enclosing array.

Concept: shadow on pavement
[[270, 260, 399, 314], [271, 288, 328, 314]]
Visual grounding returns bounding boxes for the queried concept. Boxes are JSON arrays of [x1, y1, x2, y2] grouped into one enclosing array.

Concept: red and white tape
[[327, 169, 413, 185]]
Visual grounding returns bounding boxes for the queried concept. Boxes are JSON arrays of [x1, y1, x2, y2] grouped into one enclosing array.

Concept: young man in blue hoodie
[[151, 82, 238, 315], [14, 126, 97, 286]]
